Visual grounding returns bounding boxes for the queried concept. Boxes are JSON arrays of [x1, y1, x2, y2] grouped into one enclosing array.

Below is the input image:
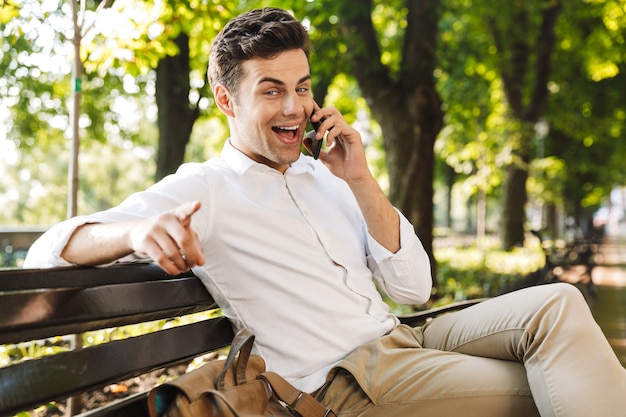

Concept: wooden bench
[[0, 263, 484, 417]]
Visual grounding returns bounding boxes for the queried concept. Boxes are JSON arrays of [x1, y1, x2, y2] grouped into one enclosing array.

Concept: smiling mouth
[[272, 125, 300, 143]]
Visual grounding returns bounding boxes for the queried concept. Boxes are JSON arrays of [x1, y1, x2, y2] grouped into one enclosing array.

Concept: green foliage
[[0, 0, 20, 24], [0, 134, 156, 225], [382, 235, 546, 316], [370, 0, 407, 75], [544, 1, 626, 214], [324, 73, 366, 124], [527, 156, 565, 205], [0, 0, 164, 223], [0, 336, 71, 368], [433, 237, 545, 304], [436, 1, 517, 207], [437, 0, 626, 235]]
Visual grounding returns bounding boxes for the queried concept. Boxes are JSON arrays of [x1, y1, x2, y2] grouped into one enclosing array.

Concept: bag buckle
[[286, 392, 336, 417]]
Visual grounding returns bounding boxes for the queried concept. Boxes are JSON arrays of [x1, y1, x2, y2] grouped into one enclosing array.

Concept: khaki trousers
[[314, 283, 626, 417]]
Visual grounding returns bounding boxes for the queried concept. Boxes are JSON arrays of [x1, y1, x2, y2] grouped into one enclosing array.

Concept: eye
[[264, 90, 279, 96], [296, 87, 310, 94]]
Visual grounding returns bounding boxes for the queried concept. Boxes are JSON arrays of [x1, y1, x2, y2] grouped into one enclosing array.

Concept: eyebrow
[[258, 75, 312, 86]]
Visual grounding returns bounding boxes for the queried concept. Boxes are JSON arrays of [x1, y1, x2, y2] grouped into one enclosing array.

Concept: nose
[[282, 91, 301, 117]]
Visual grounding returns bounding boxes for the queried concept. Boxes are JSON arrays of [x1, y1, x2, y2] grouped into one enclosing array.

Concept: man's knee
[[550, 281, 583, 298], [542, 282, 587, 311]]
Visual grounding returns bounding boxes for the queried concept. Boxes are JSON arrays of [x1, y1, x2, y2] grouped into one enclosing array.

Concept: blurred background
[[1, 3, 625, 414]]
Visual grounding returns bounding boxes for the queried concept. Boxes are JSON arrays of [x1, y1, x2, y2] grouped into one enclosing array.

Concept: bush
[[433, 238, 545, 304]]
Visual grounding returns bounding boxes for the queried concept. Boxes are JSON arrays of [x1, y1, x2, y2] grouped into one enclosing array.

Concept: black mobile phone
[[309, 116, 323, 160]]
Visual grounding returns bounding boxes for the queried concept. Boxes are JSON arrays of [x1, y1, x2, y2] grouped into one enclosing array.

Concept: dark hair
[[208, 8, 311, 95]]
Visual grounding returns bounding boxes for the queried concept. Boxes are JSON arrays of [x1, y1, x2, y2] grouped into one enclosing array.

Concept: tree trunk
[[444, 164, 456, 229], [545, 202, 559, 238], [489, 2, 562, 249], [500, 159, 530, 249], [378, 87, 442, 278], [155, 33, 199, 180]]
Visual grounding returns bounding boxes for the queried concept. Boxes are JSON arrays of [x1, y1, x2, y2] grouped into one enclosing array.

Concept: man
[[25, 8, 626, 417]]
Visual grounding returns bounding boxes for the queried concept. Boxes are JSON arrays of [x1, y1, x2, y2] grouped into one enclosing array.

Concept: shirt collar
[[220, 139, 317, 176]]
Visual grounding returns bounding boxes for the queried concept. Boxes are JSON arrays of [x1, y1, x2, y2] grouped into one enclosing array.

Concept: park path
[[589, 236, 626, 367]]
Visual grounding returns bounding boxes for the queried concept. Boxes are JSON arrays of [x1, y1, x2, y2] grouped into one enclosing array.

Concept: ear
[[214, 84, 235, 118]]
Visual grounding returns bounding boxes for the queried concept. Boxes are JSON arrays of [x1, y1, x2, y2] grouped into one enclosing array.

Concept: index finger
[[175, 201, 202, 225], [310, 100, 322, 121]]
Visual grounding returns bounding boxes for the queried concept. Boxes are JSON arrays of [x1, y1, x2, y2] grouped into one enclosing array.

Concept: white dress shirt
[[25, 140, 432, 392]]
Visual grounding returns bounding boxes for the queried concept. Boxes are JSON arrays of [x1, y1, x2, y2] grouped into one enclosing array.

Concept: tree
[[458, 0, 563, 250], [148, 1, 239, 179], [1, 0, 161, 223], [439, 0, 626, 247], [545, 0, 626, 232], [155, 33, 197, 179], [82, 0, 233, 180], [436, 6, 508, 239]]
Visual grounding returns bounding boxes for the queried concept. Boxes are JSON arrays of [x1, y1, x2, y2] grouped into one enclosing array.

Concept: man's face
[[227, 49, 314, 173]]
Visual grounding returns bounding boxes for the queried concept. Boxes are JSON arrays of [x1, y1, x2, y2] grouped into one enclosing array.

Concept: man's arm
[[344, 174, 400, 253], [309, 105, 399, 253], [61, 222, 136, 266], [60, 201, 204, 275]]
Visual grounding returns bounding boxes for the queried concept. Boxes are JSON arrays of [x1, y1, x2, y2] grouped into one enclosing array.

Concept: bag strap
[[259, 372, 337, 417], [216, 328, 255, 390]]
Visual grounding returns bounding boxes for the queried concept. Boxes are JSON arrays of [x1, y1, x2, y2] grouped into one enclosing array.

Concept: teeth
[[277, 125, 298, 131]]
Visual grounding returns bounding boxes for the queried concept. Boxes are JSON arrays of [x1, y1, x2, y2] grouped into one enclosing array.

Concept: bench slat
[[0, 276, 216, 344], [0, 317, 234, 416], [398, 298, 488, 327], [78, 392, 150, 417], [0, 263, 190, 291]]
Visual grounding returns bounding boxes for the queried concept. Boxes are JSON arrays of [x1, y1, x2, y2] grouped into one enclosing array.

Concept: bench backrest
[[0, 263, 234, 417]]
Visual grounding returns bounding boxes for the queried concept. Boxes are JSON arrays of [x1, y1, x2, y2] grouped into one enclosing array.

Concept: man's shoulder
[[176, 158, 234, 177]]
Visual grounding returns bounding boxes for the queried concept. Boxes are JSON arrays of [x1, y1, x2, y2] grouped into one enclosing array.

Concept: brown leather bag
[[147, 328, 336, 417]]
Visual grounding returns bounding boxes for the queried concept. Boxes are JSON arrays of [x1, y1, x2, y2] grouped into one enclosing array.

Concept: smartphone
[[309, 116, 323, 160]]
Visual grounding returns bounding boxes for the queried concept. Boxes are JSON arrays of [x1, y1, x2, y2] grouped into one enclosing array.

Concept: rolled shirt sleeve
[[24, 217, 100, 268], [366, 209, 432, 305], [23, 215, 148, 268]]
